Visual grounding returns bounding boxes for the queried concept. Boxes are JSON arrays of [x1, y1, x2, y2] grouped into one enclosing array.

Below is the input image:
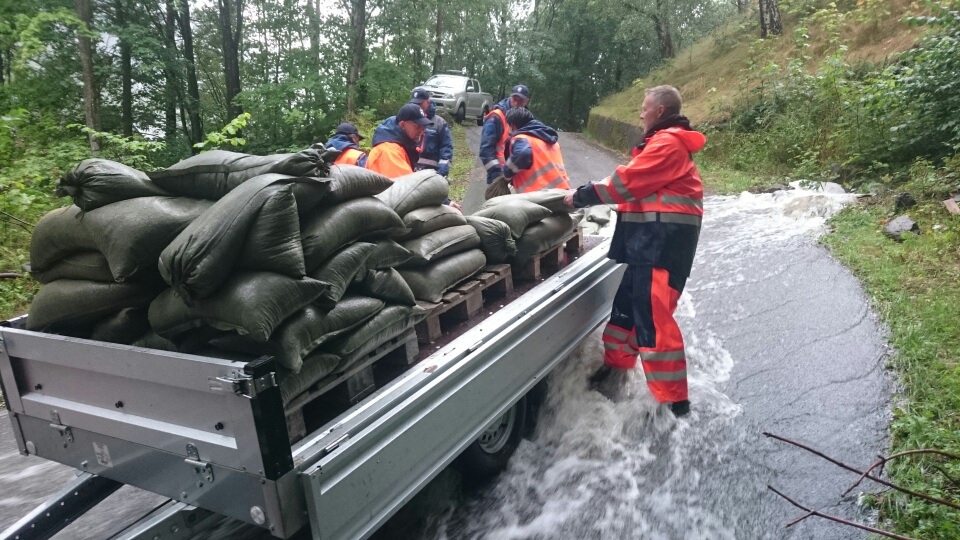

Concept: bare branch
[[767, 486, 918, 540], [842, 449, 960, 498], [763, 432, 960, 512]]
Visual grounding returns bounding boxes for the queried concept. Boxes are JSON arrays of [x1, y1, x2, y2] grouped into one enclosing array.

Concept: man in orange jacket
[[563, 85, 705, 417], [479, 84, 530, 184], [367, 103, 431, 178], [503, 108, 570, 193], [323, 122, 367, 167]]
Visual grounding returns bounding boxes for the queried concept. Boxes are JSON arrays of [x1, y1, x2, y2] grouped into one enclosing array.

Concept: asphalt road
[[0, 127, 891, 539]]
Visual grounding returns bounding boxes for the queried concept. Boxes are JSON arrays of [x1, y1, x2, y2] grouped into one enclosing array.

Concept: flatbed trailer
[[0, 240, 623, 540]]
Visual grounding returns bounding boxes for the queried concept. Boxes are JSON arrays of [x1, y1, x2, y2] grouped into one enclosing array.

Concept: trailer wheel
[[476, 107, 488, 126], [456, 395, 528, 482], [455, 104, 466, 125]]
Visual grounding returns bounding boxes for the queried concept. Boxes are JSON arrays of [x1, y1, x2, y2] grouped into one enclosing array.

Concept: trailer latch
[[49, 410, 73, 446], [185, 443, 215, 483], [215, 371, 277, 399]]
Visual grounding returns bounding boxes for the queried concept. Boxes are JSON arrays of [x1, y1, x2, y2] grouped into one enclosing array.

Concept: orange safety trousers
[[601, 265, 688, 403]]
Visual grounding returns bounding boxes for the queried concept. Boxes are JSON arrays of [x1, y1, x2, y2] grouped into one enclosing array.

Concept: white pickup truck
[[420, 73, 495, 126]]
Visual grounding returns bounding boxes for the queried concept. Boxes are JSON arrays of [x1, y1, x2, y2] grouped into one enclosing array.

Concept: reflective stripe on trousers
[[601, 265, 688, 402]]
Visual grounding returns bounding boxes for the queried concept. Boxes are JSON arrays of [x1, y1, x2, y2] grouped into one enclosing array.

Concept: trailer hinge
[[185, 443, 214, 483], [49, 410, 73, 446], [215, 370, 276, 399]]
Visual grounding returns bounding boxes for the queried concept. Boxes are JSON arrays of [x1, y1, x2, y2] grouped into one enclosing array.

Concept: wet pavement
[[0, 128, 892, 539]]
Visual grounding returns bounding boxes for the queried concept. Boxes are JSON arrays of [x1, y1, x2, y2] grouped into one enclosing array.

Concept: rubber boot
[[668, 400, 690, 417], [588, 365, 629, 401]]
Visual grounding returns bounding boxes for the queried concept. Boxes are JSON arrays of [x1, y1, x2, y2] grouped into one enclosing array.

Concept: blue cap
[[396, 103, 431, 126], [510, 84, 530, 100], [335, 122, 364, 139], [410, 87, 432, 104]]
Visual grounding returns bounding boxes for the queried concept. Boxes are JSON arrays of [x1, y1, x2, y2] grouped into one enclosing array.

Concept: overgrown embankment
[[589, 1, 960, 537]]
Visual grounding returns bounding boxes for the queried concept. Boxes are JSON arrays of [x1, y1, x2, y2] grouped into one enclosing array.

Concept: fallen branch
[[0, 273, 23, 280], [763, 432, 960, 511], [0, 209, 34, 232], [767, 485, 917, 540], [842, 449, 960, 498]]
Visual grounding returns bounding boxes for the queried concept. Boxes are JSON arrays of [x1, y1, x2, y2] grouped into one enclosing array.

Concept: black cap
[[510, 84, 530, 100], [396, 103, 431, 126], [410, 87, 432, 104], [335, 122, 364, 140]]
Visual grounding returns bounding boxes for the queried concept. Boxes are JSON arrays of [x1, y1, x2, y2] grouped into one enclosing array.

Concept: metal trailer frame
[[0, 241, 623, 540]]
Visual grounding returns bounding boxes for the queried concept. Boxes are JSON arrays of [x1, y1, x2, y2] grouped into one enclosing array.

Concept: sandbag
[[353, 268, 416, 306], [277, 352, 342, 405], [31, 251, 113, 284], [246, 173, 331, 218], [585, 205, 613, 226], [513, 214, 576, 266], [27, 280, 161, 334], [399, 205, 467, 240], [89, 308, 151, 345], [58, 159, 170, 212], [301, 197, 406, 272], [148, 272, 330, 343], [236, 185, 305, 276], [210, 296, 384, 373], [399, 249, 487, 303], [308, 243, 376, 307], [400, 225, 480, 268], [160, 177, 307, 303], [472, 199, 553, 238], [326, 165, 394, 203], [131, 330, 179, 352], [465, 215, 518, 264], [147, 149, 327, 200], [482, 189, 573, 214], [327, 304, 427, 372], [362, 240, 413, 271], [82, 197, 213, 282], [30, 206, 99, 272], [374, 170, 449, 216], [484, 175, 511, 200]]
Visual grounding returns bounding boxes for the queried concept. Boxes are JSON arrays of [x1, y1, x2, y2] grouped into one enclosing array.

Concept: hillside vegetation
[[590, 1, 960, 538]]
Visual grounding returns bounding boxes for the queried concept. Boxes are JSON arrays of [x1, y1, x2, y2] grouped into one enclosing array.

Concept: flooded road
[[0, 129, 891, 539]]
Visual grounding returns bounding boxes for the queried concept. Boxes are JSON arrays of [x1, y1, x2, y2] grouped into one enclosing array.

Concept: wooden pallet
[[285, 329, 418, 442], [515, 227, 585, 281], [414, 264, 513, 344]]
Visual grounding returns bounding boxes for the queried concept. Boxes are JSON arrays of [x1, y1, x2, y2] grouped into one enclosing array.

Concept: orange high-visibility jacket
[[367, 142, 414, 178], [334, 148, 366, 166], [506, 133, 571, 193]]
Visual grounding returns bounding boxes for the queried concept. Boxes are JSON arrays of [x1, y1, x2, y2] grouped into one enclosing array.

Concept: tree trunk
[[179, 0, 203, 147], [164, 0, 177, 140], [346, 0, 367, 115], [218, 0, 244, 120], [0, 49, 5, 84], [115, 0, 133, 137], [565, 26, 583, 126], [759, 0, 783, 38], [653, 0, 675, 59], [432, 0, 442, 74], [75, 0, 100, 153]]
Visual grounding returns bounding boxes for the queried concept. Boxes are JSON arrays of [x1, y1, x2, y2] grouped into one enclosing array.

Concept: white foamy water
[[423, 184, 859, 540]]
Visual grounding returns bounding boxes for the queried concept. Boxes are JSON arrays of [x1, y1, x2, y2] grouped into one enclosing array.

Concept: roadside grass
[[823, 201, 960, 538], [448, 122, 474, 203]]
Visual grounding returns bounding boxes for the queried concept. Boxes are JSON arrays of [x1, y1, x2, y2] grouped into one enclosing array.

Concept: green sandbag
[[89, 307, 151, 345], [236, 185, 305, 277], [513, 213, 576, 266], [326, 165, 394, 203], [27, 279, 161, 334], [277, 352, 342, 405], [398, 205, 467, 240], [210, 296, 384, 373], [362, 240, 413, 271], [83, 196, 213, 282], [30, 206, 99, 272], [301, 197, 406, 272], [585, 205, 613, 226], [465, 215, 518, 264], [244, 173, 331, 218], [31, 251, 113, 284], [131, 330, 179, 352], [147, 149, 328, 200], [374, 170, 449, 216], [326, 304, 427, 372], [481, 189, 573, 214], [160, 177, 307, 303], [400, 225, 481, 268], [353, 268, 416, 306], [308, 243, 376, 307], [148, 272, 330, 343], [399, 249, 487, 303], [58, 159, 170, 212], [472, 199, 553, 238]]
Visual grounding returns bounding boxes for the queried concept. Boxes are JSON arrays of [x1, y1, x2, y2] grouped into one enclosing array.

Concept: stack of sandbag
[[376, 171, 487, 304], [473, 189, 578, 267]]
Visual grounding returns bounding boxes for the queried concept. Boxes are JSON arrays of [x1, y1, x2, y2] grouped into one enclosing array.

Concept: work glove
[[484, 175, 512, 200], [438, 163, 450, 177]]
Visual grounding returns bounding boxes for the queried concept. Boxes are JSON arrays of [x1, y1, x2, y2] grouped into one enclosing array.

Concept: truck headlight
[[442, 94, 453, 99]]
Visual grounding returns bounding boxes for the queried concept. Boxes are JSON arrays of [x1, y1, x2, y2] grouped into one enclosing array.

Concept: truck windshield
[[424, 75, 464, 90]]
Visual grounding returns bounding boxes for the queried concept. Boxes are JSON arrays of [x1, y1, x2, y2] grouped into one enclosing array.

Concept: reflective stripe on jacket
[[506, 134, 570, 193], [479, 100, 511, 181]]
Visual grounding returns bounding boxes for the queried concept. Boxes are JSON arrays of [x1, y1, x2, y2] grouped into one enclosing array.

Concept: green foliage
[[193, 113, 251, 152], [67, 125, 166, 170]]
